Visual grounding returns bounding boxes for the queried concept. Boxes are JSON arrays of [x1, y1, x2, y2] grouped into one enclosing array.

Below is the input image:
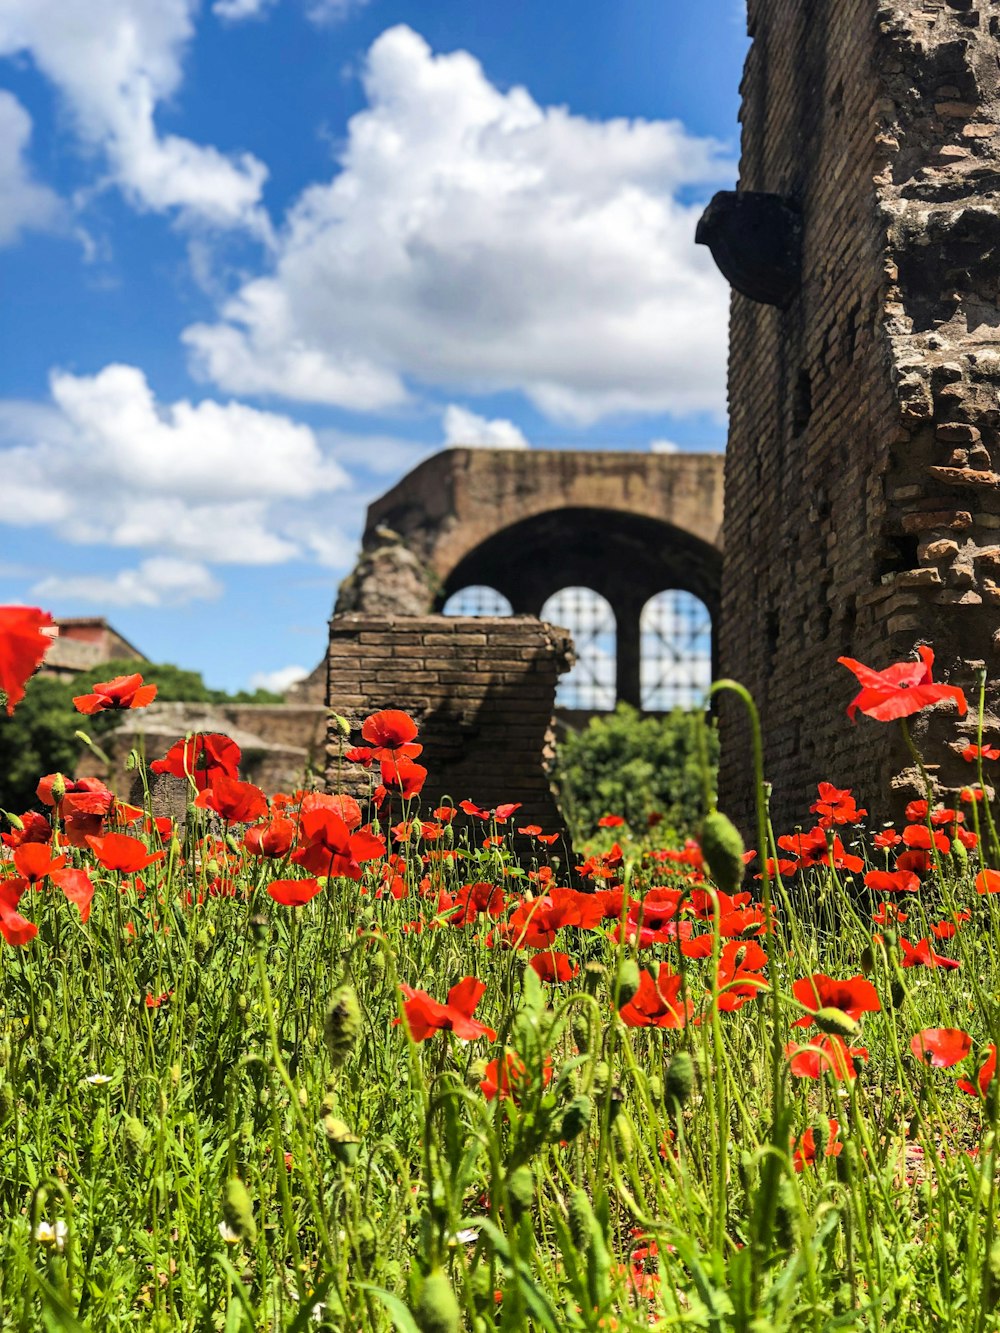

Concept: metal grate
[[541, 587, 616, 710], [442, 586, 514, 617], [640, 590, 713, 710]]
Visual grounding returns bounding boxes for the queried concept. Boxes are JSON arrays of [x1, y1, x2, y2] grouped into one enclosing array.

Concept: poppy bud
[[4, 812, 24, 832], [647, 1074, 664, 1106], [582, 961, 607, 996], [250, 915, 269, 944], [124, 748, 139, 772], [953, 837, 968, 868], [571, 1013, 591, 1053], [699, 809, 746, 895], [0, 1083, 13, 1124], [617, 958, 641, 1007], [505, 1165, 534, 1221], [813, 1007, 860, 1039], [412, 1268, 460, 1333], [613, 1109, 636, 1154], [321, 1086, 337, 1117], [560, 1092, 593, 1142], [330, 712, 352, 739], [222, 1177, 256, 1245], [467, 1057, 488, 1092], [890, 979, 906, 1009], [665, 1050, 695, 1112], [567, 1188, 593, 1251], [194, 929, 211, 963], [324, 985, 362, 1067], [592, 1060, 611, 1099], [323, 1116, 361, 1167], [355, 1219, 377, 1265], [124, 1115, 149, 1160], [51, 774, 66, 803], [860, 945, 875, 977]]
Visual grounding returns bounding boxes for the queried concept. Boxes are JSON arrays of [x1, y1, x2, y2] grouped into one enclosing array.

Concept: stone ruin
[[699, 0, 1000, 831], [326, 447, 724, 838]]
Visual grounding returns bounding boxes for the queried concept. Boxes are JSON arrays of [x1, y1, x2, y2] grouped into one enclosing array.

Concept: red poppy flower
[[444, 881, 506, 927], [528, 951, 579, 983], [344, 746, 375, 767], [243, 816, 295, 858], [903, 824, 950, 855], [267, 877, 323, 907], [480, 1050, 553, 1103], [956, 827, 979, 851], [492, 803, 522, 823], [895, 849, 931, 876], [810, 783, 867, 827], [537, 832, 560, 846], [50, 868, 95, 922], [786, 1036, 868, 1081], [86, 833, 165, 874], [0, 878, 36, 946], [618, 964, 693, 1029], [1, 811, 51, 849], [399, 977, 496, 1043], [459, 799, 490, 819], [864, 869, 920, 894], [976, 869, 1000, 895], [715, 940, 769, 1012], [873, 828, 901, 850], [792, 1119, 842, 1171], [360, 709, 422, 759], [301, 792, 363, 831], [958, 1045, 997, 1098], [776, 826, 864, 874], [72, 673, 158, 715], [506, 889, 605, 949], [194, 775, 268, 824], [379, 755, 427, 799], [150, 733, 241, 791], [963, 743, 1000, 762], [838, 645, 967, 722], [518, 824, 543, 837], [930, 911, 970, 940], [872, 902, 908, 925], [145, 991, 173, 1009], [911, 1028, 972, 1068], [13, 843, 67, 884], [291, 806, 384, 878], [899, 937, 960, 969], [792, 973, 881, 1026], [0, 606, 54, 715], [598, 814, 626, 828]]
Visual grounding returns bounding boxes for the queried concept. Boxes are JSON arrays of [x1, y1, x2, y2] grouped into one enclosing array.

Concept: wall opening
[[441, 586, 514, 617], [540, 587, 616, 710], [640, 590, 713, 710]]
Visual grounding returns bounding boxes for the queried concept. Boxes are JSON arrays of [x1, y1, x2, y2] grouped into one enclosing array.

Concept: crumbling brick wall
[[718, 0, 1000, 832], [325, 614, 574, 845]]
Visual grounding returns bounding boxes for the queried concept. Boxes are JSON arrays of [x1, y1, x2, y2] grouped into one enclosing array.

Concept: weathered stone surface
[[334, 533, 435, 616], [714, 0, 1000, 830]]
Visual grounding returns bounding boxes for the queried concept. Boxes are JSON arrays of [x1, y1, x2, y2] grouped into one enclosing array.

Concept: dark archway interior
[[436, 507, 722, 708]]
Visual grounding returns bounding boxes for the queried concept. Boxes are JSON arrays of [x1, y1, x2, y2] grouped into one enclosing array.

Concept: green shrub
[[0, 659, 280, 812], [552, 702, 717, 841]]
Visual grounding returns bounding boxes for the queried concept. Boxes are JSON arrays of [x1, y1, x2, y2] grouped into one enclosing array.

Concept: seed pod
[[665, 1050, 695, 1111], [324, 985, 362, 1067], [194, 929, 211, 963], [591, 1060, 611, 1099], [124, 1115, 150, 1160], [323, 1115, 361, 1167], [699, 809, 746, 895], [561, 1093, 593, 1142], [617, 958, 641, 1007], [505, 1165, 534, 1221], [222, 1177, 256, 1245], [567, 1188, 593, 1251], [812, 1007, 860, 1039], [582, 961, 607, 996], [413, 1268, 460, 1333]]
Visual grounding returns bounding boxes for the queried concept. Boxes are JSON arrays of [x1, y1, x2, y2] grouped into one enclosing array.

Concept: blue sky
[[0, 0, 748, 691]]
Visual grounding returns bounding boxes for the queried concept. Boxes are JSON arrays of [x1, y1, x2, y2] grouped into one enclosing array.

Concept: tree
[[0, 661, 281, 813]]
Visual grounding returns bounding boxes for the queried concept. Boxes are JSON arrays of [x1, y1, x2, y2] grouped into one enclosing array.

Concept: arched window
[[442, 586, 514, 617], [640, 590, 712, 710], [540, 587, 616, 710]]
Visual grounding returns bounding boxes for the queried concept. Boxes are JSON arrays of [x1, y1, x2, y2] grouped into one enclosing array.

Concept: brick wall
[[325, 614, 574, 845], [720, 0, 1000, 833]]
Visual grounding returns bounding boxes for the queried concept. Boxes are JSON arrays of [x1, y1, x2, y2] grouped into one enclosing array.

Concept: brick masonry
[[325, 614, 575, 848], [718, 0, 1000, 832]]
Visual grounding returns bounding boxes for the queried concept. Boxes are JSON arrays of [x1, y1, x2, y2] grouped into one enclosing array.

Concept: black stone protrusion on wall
[[696, 190, 803, 308]]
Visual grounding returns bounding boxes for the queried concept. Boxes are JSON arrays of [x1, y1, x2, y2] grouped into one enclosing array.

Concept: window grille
[[540, 587, 616, 710], [640, 590, 712, 710], [442, 586, 514, 617]]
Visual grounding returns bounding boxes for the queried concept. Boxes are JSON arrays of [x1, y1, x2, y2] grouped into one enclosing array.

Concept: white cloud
[[213, 0, 276, 19], [442, 404, 529, 450], [306, 0, 371, 22], [184, 25, 733, 423], [249, 663, 309, 692], [213, 0, 367, 22], [0, 92, 62, 246], [0, 365, 350, 565], [0, 0, 267, 229], [32, 556, 222, 608], [650, 438, 680, 454]]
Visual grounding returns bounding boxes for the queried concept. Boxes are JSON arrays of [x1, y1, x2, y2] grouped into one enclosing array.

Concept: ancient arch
[[340, 447, 725, 710]]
